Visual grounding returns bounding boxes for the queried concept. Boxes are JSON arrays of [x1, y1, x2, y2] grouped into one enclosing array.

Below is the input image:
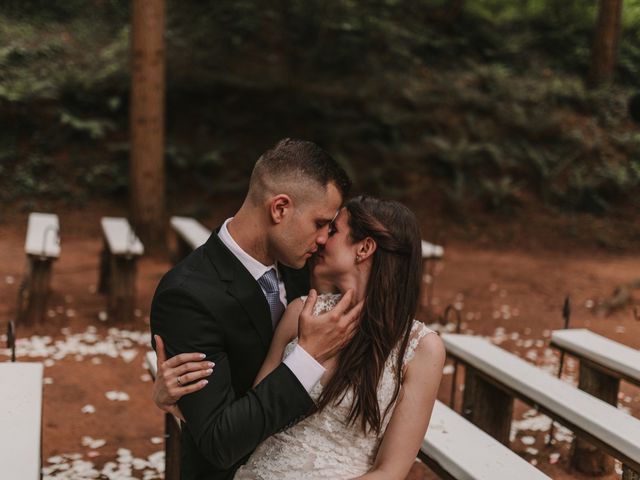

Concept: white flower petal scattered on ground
[[549, 452, 560, 464], [520, 435, 536, 445], [41, 450, 165, 479], [8, 327, 151, 366], [442, 364, 455, 375], [140, 373, 152, 382], [526, 447, 538, 455], [81, 404, 96, 414], [81, 436, 106, 449], [105, 390, 130, 401], [44, 377, 53, 384], [120, 349, 138, 363], [5, 275, 15, 284], [98, 311, 108, 321], [150, 436, 163, 445]]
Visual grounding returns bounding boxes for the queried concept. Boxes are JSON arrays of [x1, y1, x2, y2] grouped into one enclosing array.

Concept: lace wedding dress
[[234, 293, 435, 480]]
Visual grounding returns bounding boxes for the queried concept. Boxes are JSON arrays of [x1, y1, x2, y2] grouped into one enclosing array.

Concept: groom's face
[[275, 182, 342, 269]]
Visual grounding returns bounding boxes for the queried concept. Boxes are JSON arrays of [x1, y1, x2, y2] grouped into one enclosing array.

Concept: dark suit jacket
[[150, 230, 314, 480]]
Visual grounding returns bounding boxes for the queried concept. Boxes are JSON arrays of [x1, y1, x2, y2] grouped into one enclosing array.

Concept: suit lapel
[[204, 230, 273, 349]]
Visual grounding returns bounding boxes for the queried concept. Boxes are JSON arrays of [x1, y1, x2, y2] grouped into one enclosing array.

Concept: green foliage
[[1, 0, 640, 217]]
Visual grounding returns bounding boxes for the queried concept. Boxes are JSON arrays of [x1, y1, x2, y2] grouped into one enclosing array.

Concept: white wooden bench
[[422, 240, 444, 260], [17, 213, 60, 324], [146, 350, 181, 480], [98, 217, 144, 322], [551, 329, 640, 390], [442, 334, 640, 478], [0, 362, 44, 479], [169, 216, 211, 262], [551, 328, 640, 474], [420, 400, 550, 479]]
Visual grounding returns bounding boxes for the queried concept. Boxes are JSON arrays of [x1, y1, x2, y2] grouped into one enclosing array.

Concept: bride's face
[[311, 208, 361, 285]]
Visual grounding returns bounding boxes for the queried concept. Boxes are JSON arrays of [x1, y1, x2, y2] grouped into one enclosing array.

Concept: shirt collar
[[218, 218, 277, 281]]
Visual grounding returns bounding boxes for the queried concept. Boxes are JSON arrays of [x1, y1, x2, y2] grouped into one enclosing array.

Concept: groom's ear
[[269, 194, 292, 224]]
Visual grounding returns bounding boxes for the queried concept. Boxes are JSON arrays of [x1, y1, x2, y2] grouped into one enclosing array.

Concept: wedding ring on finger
[[177, 375, 183, 387]]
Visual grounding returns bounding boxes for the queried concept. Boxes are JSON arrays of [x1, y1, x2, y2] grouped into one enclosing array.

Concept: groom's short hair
[[248, 138, 351, 205]]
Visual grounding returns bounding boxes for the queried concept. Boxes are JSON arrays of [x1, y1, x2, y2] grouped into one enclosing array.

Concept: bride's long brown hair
[[315, 196, 423, 434]]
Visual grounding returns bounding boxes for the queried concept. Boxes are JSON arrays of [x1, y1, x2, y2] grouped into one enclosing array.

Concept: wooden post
[[107, 255, 137, 322], [588, 0, 623, 86], [571, 361, 618, 475], [165, 414, 181, 480], [17, 257, 53, 325], [462, 366, 513, 445], [130, 0, 167, 252], [98, 242, 137, 322]]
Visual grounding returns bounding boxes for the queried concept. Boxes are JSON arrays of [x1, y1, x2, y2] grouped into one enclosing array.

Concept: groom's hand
[[297, 289, 363, 365]]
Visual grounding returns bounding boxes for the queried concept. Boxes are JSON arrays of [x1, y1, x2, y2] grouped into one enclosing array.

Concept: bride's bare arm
[[252, 298, 304, 387], [354, 332, 445, 480]]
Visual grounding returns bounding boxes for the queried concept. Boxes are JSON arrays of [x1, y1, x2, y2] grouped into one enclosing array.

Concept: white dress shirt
[[218, 218, 325, 393]]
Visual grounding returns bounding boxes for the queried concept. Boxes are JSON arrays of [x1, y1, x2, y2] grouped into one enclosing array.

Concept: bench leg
[[462, 366, 513, 445], [570, 362, 617, 475], [165, 413, 181, 480], [108, 256, 137, 322], [420, 259, 438, 321], [17, 257, 53, 325], [98, 242, 111, 294], [622, 465, 640, 479]]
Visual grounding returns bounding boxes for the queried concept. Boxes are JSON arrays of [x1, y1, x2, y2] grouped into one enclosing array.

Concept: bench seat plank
[[146, 350, 158, 379], [442, 334, 640, 470], [422, 401, 550, 479], [551, 329, 640, 385], [0, 362, 43, 480], [101, 217, 144, 256], [422, 240, 444, 259], [25, 213, 60, 258], [170, 216, 211, 250]]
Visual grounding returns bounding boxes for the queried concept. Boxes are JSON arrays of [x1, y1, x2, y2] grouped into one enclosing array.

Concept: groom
[[150, 139, 358, 480]]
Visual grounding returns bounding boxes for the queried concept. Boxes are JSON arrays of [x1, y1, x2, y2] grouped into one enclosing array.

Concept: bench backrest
[[0, 362, 43, 480], [442, 334, 640, 469], [551, 328, 640, 385], [101, 217, 144, 256], [423, 401, 550, 479], [170, 216, 211, 250], [421, 240, 444, 259], [25, 213, 60, 258]]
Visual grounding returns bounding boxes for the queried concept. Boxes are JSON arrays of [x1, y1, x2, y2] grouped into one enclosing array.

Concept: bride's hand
[[153, 335, 214, 421]]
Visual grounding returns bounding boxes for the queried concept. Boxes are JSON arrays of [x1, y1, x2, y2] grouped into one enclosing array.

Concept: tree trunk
[[130, 0, 167, 252], [588, 0, 623, 86]]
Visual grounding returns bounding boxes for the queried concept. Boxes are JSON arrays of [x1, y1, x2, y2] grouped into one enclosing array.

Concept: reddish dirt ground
[[1, 202, 639, 479]]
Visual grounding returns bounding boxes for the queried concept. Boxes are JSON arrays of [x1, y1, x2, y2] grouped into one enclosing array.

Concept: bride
[[153, 196, 445, 479]]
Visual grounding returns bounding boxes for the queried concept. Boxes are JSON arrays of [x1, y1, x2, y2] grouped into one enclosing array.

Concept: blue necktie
[[257, 268, 285, 328]]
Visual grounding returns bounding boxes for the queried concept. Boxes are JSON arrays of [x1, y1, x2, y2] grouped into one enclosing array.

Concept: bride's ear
[[356, 237, 376, 263]]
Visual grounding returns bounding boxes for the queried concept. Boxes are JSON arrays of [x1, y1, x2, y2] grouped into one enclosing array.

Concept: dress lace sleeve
[[403, 321, 436, 366]]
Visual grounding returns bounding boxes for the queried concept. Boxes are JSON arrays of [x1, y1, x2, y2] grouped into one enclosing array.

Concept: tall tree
[[588, 0, 623, 86], [130, 0, 166, 251]]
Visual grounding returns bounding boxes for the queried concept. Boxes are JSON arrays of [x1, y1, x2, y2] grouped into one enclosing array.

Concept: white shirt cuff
[[282, 344, 325, 393]]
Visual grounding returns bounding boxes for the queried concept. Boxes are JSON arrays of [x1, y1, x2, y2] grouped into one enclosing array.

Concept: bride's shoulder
[[403, 321, 444, 369]]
